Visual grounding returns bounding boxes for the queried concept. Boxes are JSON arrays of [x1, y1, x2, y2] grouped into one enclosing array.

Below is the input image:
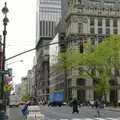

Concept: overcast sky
[[0, 0, 36, 84]]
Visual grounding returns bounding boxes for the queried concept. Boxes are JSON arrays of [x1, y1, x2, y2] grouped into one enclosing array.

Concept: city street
[[39, 106, 120, 120], [8, 106, 22, 120], [7, 105, 120, 120]]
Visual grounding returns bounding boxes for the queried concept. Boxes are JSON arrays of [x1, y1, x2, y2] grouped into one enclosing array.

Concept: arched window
[[76, 0, 81, 4]]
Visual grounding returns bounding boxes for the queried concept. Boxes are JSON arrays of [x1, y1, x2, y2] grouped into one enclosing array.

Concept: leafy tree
[[72, 35, 120, 102], [54, 35, 120, 102], [20, 83, 29, 101]]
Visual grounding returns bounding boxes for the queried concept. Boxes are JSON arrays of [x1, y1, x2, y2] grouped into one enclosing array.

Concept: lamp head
[[3, 16, 9, 25], [2, 2, 9, 14]]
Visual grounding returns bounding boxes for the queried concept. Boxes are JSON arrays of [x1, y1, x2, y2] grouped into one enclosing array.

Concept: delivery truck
[[48, 91, 64, 107], [9, 94, 20, 107]]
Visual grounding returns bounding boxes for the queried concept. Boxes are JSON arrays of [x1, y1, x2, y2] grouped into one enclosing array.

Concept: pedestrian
[[95, 99, 101, 117], [90, 100, 94, 108], [21, 100, 31, 120], [72, 98, 79, 113]]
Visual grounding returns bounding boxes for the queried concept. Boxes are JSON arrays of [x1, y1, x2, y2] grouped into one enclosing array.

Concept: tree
[[94, 35, 120, 102], [54, 35, 120, 102], [53, 47, 76, 102], [71, 35, 120, 102], [20, 83, 29, 101]]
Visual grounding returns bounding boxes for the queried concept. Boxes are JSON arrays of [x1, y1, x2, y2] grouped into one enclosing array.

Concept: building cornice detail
[[66, 8, 120, 22], [66, 33, 107, 40]]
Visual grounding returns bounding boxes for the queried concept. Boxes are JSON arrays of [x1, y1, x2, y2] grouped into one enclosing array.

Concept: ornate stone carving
[[71, 15, 88, 23]]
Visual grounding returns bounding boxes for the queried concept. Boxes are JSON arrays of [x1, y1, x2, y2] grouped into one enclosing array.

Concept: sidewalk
[[104, 107, 120, 112], [0, 110, 8, 120]]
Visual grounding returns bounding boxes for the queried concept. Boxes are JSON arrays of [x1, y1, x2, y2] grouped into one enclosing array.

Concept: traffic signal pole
[[5, 41, 59, 61]]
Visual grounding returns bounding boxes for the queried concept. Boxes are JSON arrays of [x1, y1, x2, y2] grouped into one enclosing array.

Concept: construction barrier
[[27, 106, 45, 120]]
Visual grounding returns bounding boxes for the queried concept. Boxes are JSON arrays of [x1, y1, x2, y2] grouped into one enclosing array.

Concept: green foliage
[[21, 93, 29, 101], [20, 83, 29, 101], [54, 35, 120, 101]]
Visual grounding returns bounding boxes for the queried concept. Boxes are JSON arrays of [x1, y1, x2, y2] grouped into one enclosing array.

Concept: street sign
[[0, 70, 9, 75]]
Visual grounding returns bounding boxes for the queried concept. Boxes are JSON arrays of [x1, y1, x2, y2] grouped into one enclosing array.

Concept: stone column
[[110, 19, 113, 34], [72, 69, 78, 99], [72, 78, 77, 99], [117, 77, 120, 102], [118, 19, 120, 34], [95, 18, 98, 34], [102, 18, 106, 34], [85, 78, 94, 101]]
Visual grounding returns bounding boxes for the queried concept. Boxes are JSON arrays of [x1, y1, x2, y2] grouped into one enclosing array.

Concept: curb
[[104, 107, 120, 112]]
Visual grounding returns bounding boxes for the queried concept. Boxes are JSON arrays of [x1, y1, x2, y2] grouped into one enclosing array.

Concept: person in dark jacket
[[21, 100, 31, 120], [72, 98, 79, 113], [95, 99, 101, 117]]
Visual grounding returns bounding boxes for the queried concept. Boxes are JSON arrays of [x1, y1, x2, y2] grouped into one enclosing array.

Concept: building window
[[113, 19, 118, 27], [90, 27, 94, 34], [98, 28, 102, 34], [49, 21, 51, 36], [40, 21, 42, 36], [106, 19, 110, 26], [91, 37, 95, 45], [90, 17, 94, 26], [46, 21, 48, 36], [78, 0, 81, 4], [98, 37, 103, 43], [106, 28, 110, 34], [113, 28, 118, 34], [98, 18, 102, 26], [78, 23, 83, 33], [43, 21, 45, 36]]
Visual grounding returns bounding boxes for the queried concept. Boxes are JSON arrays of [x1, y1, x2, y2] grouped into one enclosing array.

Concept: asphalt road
[[8, 106, 23, 120], [39, 106, 120, 120], [7, 105, 120, 120]]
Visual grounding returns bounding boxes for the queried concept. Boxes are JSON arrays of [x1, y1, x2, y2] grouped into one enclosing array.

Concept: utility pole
[[59, 33, 68, 102]]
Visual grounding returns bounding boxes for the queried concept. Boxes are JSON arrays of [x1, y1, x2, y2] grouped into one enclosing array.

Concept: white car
[[9, 94, 20, 107]]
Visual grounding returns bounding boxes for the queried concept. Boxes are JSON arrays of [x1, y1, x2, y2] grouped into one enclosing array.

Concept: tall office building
[[35, 0, 61, 101], [36, 0, 61, 43]]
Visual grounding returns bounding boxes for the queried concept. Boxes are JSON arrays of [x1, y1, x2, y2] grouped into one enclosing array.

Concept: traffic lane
[[39, 106, 120, 119], [39, 106, 96, 119], [9, 106, 23, 120]]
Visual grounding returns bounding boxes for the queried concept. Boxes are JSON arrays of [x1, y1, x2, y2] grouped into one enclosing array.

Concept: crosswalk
[[60, 118, 120, 120], [27, 106, 120, 120]]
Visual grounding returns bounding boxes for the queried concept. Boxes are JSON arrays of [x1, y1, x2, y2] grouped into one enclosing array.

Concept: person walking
[[21, 100, 31, 120], [95, 99, 101, 117], [72, 98, 79, 113]]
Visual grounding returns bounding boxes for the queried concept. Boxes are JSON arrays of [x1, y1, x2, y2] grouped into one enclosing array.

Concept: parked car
[[9, 94, 20, 107], [48, 101, 63, 107]]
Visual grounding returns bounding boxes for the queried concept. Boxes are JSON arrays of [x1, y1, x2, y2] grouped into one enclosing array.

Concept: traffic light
[[79, 39, 83, 53], [59, 33, 66, 52]]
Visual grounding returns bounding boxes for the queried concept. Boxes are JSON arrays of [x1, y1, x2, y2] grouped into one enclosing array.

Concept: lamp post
[[6, 60, 23, 66], [0, 2, 9, 113], [60, 33, 68, 102], [2, 2, 9, 70]]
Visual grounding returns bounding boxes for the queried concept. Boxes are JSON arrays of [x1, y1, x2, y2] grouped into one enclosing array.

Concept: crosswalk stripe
[[58, 118, 120, 120]]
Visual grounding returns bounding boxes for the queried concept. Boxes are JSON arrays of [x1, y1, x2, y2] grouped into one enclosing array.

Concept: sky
[[0, 0, 36, 84]]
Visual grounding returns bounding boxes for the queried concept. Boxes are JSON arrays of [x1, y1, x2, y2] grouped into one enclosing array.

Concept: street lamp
[[6, 60, 23, 66], [0, 2, 9, 113], [2, 2, 9, 70]]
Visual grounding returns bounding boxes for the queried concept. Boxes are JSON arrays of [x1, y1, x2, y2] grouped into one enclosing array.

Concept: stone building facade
[[65, 0, 120, 102]]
